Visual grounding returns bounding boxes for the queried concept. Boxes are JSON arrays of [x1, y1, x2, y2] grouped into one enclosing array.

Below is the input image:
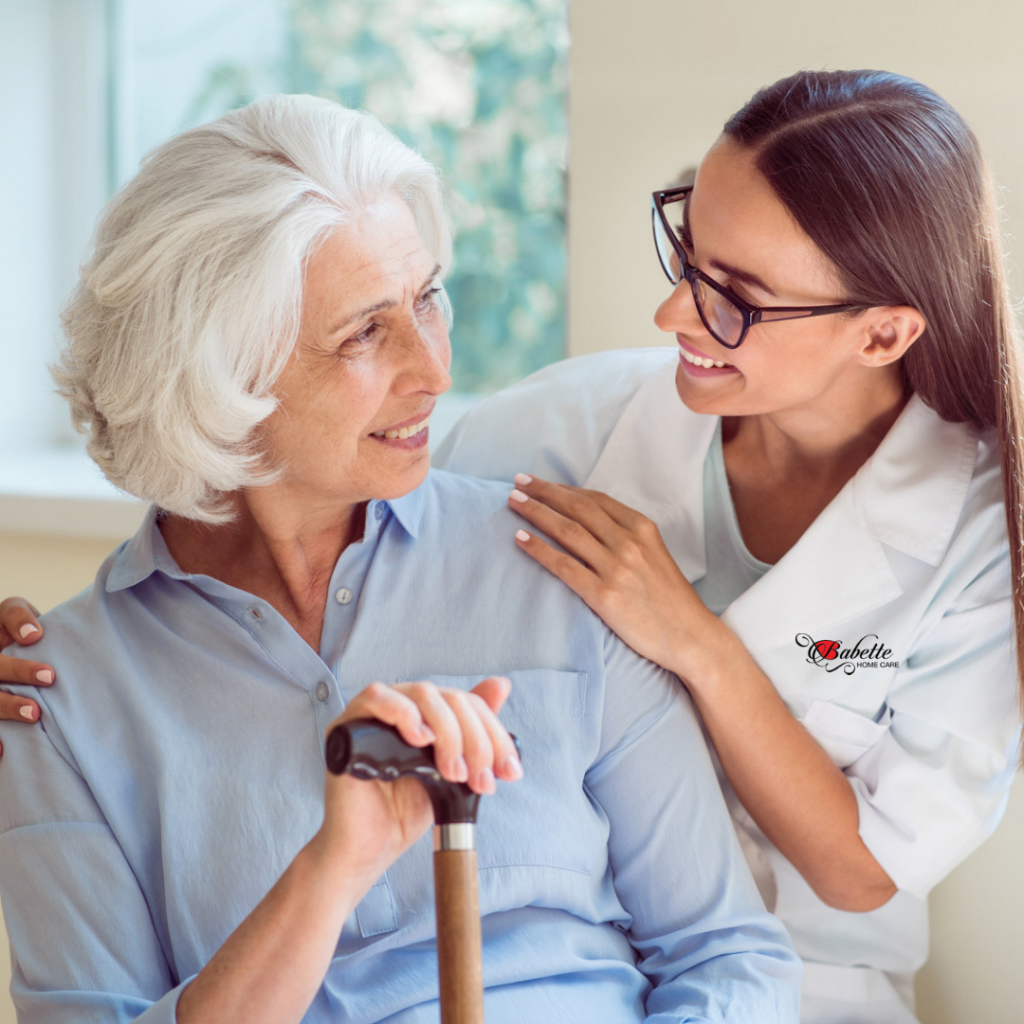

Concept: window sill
[[0, 393, 482, 542], [0, 448, 147, 541]]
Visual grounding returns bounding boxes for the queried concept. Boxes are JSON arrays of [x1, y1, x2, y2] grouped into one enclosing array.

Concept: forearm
[[679, 626, 897, 912], [176, 835, 377, 1024]]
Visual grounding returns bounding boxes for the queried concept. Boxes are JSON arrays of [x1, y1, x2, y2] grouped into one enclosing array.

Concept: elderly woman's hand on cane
[[177, 677, 520, 1024]]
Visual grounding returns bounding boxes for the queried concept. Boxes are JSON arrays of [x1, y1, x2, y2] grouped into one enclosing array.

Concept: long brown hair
[[724, 70, 1024, 721]]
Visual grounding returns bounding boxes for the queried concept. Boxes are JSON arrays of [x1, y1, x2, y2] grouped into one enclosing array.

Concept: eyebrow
[[682, 196, 778, 299], [329, 263, 442, 334]]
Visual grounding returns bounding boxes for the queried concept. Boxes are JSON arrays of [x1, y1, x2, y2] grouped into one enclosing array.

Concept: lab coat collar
[[583, 357, 715, 584], [582, 357, 982, 654]]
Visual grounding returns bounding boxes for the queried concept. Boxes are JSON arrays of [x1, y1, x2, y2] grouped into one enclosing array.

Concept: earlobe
[[861, 306, 926, 367]]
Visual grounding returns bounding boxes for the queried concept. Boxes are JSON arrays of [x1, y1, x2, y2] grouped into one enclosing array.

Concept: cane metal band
[[433, 822, 476, 851]]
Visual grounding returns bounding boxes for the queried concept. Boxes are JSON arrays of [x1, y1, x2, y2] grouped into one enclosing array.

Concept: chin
[[673, 363, 740, 416], [373, 450, 432, 500]]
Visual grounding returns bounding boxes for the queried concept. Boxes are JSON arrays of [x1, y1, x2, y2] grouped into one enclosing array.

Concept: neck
[[160, 486, 367, 650], [724, 366, 908, 485]]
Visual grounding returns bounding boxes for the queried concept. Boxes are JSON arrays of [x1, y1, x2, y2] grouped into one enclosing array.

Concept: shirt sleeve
[[0, 699, 186, 1023], [587, 634, 802, 1024], [850, 546, 1021, 900]]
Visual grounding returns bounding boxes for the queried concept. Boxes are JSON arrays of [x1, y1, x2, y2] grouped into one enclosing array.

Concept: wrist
[[668, 614, 752, 702], [300, 829, 389, 915]]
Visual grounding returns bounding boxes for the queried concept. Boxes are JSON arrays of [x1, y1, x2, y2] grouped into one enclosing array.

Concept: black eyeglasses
[[651, 186, 866, 349]]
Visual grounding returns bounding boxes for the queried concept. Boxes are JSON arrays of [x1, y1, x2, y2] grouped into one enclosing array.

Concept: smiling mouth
[[370, 416, 430, 440], [678, 346, 732, 369]]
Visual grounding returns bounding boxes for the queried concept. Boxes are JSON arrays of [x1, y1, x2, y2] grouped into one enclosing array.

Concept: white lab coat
[[434, 347, 1021, 1024]]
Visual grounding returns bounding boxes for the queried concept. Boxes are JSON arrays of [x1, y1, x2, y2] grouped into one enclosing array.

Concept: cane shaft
[[433, 848, 484, 1024]]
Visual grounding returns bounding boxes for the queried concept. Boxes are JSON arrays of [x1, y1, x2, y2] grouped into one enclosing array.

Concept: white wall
[[568, 3, 1024, 1022]]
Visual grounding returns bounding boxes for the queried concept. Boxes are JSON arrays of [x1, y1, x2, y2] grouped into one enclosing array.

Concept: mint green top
[[693, 421, 773, 615]]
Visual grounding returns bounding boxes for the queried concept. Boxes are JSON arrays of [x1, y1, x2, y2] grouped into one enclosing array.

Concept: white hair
[[55, 94, 452, 522]]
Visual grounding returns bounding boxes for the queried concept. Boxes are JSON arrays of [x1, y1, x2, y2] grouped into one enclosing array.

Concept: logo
[[795, 633, 899, 675]]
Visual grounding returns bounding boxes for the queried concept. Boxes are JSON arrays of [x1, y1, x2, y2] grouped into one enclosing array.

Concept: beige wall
[[568, 2, 1024, 1022], [567, 0, 1024, 358]]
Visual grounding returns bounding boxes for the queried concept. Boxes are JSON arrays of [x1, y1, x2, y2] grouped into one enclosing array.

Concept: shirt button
[[335, 588, 353, 605], [315, 682, 330, 702], [375, 503, 386, 520]]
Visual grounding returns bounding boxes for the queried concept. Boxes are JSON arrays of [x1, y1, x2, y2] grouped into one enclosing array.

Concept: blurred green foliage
[[191, 0, 568, 393]]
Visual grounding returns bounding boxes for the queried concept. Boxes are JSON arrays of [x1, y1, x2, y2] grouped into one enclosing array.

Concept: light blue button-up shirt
[[0, 470, 800, 1023]]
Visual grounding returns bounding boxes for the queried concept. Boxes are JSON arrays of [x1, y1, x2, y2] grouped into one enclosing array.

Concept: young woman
[[3, 70, 1022, 1023], [432, 70, 1023, 1023]]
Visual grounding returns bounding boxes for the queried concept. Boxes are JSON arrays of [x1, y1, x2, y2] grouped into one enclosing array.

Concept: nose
[[395, 322, 452, 397], [654, 279, 705, 336]]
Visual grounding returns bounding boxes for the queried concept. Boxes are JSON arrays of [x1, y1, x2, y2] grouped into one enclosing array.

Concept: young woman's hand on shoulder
[[0, 597, 54, 739]]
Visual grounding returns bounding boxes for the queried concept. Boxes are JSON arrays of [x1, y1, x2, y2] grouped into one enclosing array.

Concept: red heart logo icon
[[813, 640, 840, 661]]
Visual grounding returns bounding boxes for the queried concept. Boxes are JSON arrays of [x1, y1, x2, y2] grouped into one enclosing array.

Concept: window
[[0, 0, 567, 529]]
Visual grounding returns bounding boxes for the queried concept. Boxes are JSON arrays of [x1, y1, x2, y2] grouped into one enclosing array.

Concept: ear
[[857, 306, 927, 367]]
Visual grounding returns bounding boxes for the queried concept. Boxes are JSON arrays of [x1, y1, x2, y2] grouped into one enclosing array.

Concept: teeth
[[371, 417, 430, 440], [680, 347, 731, 370]]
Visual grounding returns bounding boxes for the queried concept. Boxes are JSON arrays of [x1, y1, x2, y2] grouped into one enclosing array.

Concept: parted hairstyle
[[724, 70, 1024, 714], [55, 94, 452, 523]]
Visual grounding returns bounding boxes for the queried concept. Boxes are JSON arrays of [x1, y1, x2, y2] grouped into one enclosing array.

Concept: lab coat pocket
[[800, 698, 891, 769], [397, 669, 594, 874]]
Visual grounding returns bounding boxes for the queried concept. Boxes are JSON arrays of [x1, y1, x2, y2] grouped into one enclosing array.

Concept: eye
[[346, 322, 381, 346], [415, 282, 444, 313]]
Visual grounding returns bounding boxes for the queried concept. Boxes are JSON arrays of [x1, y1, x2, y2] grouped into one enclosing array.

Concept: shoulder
[[0, 548, 134, 755], [4, 548, 127, 671], [434, 347, 677, 484], [926, 422, 1008, 591], [420, 468, 549, 543]]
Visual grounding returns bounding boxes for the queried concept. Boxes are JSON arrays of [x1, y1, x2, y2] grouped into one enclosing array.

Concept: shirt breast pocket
[[397, 669, 595, 874], [800, 697, 891, 769]]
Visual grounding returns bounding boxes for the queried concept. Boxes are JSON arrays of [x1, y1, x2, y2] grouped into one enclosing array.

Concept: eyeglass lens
[[653, 209, 683, 283], [654, 202, 746, 347], [693, 277, 745, 346]]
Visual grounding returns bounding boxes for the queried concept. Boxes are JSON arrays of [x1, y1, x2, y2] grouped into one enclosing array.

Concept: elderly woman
[[0, 96, 799, 1023]]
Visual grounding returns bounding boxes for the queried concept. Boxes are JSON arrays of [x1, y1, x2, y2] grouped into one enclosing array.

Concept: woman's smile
[[369, 405, 435, 447], [676, 334, 738, 376]]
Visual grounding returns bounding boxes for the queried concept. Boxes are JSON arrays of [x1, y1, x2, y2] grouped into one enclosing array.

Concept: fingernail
[[35, 670, 54, 685], [501, 754, 523, 780], [509, 489, 528, 504], [514, 473, 533, 486], [452, 756, 469, 783], [515, 530, 530, 542], [418, 723, 436, 744], [475, 767, 496, 794], [19, 706, 35, 721], [19, 624, 40, 639]]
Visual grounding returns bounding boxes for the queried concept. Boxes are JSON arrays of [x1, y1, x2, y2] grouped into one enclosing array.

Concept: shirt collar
[[106, 506, 184, 592], [106, 479, 429, 594], [384, 476, 427, 540]]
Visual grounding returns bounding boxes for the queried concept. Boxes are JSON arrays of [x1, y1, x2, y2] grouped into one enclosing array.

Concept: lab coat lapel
[[583, 357, 715, 583], [720, 396, 980, 656], [719, 483, 902, 655]]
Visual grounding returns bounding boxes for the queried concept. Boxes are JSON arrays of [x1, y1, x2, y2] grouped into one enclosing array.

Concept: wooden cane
[[326, 719, 509, 1024], [433, 827, 483, 1024]]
